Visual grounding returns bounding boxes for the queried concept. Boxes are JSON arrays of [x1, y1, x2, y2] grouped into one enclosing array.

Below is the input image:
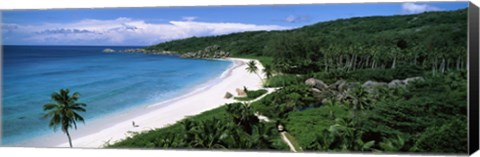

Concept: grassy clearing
[[234, 89, 268, 101]]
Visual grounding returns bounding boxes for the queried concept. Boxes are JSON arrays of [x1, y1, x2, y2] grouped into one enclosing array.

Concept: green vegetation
[[146, 9, 467, 76], [111, 9, 468, 154], [285, 104, 351, 148], [307, 64, 424, 84], [107, 106, 228, 148], [234, 89, 268, 101], [356, 71, 467, 153], [277, 71, 467, 153], [43, 89, 87, 148], [283, 132, 302, 151], [108, 103, 289, 150], [264, 74, 303, 87], [251, 85, 318, 119], [234, 55, 273, 66]]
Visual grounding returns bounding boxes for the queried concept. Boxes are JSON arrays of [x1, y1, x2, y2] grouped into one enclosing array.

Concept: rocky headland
[[102, 44, 230, 59]]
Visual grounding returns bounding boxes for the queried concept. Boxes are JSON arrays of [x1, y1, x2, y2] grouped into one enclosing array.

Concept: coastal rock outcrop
[[305, 76, 424, 105], [224, 92, 233, 99], [362, 77, 424, 89], [103, 48, 115, 53], [235, 88, 247, 97], [403, 76, 424, 84], [106, 45, 230, 59], [329, 80, 348, 92], [362, 80, 388, 88], [180, 45, 230, 59], [387, 79, 404, 88], [104, 48, 179, 56], [305, 78, 328, 90]]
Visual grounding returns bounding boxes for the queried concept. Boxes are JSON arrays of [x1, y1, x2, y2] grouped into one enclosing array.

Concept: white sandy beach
[[28, 58, 265, 148]]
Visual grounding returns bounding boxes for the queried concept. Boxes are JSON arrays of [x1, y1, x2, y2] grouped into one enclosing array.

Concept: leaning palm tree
[[43, 89, 87, 148], [262, 64, 273, 79], [245, 60, 262, 81]]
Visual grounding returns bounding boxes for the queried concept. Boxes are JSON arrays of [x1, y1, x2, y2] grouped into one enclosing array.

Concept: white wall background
[[0, 0, 479, 157]]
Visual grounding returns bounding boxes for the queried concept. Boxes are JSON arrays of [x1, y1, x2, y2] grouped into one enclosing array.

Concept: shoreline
[[145, 58, 244, 109], [21, 57, 264, 148]]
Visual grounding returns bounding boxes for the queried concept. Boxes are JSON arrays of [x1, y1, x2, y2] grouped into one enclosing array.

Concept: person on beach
[[132, 121, 139, 127]]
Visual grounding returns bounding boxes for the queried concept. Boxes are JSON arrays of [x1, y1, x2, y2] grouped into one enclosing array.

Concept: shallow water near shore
[[1, 45, 232, 145]]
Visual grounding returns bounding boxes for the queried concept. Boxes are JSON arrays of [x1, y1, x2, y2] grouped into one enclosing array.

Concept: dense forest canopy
[[146, 8, 467, 74]]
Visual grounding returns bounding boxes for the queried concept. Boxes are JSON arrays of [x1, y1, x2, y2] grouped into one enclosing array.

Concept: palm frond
[[73, 112, 85, 123], [49, 113, 61, 131], [43, 103, 60, 111], [71, 92, 80, 101], [73, 103, 87, 107], [69, 106, 86, 112]]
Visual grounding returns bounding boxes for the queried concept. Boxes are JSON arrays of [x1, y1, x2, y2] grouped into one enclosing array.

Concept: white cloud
[[285, 15, 296, 23], [181, 16, 197, 21], [401, 3, 443, 14], [4, 17, 290, 45], [284, 15, 310, 23]]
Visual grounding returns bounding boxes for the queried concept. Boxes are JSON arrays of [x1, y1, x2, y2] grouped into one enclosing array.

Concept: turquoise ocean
[[1, 45, 232, 145]]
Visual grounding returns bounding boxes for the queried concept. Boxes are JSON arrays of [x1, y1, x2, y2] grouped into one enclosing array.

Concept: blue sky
[[2, 2, 468, 46]]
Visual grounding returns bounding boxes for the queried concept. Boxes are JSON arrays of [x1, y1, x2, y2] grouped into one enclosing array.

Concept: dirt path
[[230, 68, 299, 152], [280, 132, 298, 152], [253, 109, 299, 152], [245, 87, 278, 104]]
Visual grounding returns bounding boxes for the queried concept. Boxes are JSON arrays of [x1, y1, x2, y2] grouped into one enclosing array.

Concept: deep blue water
[[1, 45, 232, 145]]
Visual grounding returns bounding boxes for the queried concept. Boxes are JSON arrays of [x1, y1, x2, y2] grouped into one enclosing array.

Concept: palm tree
[[262, 64, 273, 79], [249, 123, 274, 149], [306, 130, 335, 151], [43, 89, 87, 148], [246, 60, 262, 81], [226, 103, 259, 134], [183, 118, 232, 149], [345, 85, 374, 112]]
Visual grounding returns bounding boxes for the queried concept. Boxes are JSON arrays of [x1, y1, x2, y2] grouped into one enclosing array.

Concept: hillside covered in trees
[[110, 8, 468, 154], [146, 8, 467, 75]]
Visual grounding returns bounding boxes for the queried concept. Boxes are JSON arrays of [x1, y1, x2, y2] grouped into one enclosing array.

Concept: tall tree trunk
[[339, 55, 342, 68], [254, 72, 264, 84], [324, 57, 328, 72], [350, 55, 354, 70], [441, 58, 446, 73], [365, 56, 370, 69], [351, 54, 355, 70], [391, 56, 397, 69], [345, 55, 349, 71], [66, 129, 73, 148]]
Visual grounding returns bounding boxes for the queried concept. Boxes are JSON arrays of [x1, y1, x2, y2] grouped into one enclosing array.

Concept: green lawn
[[234, 89, 268, 101]]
